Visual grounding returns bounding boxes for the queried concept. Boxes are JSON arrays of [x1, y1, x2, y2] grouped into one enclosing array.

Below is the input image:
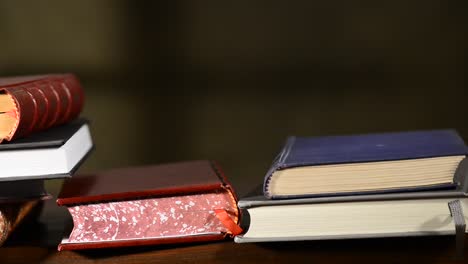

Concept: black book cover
[[0, 118, 88, 150]]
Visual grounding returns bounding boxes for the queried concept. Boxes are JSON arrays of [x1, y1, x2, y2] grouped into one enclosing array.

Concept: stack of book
[[235, 130, 467, 253], [50, 129, 467, 253], [3, 74, 466, 255], [0, 74, 93, 246]]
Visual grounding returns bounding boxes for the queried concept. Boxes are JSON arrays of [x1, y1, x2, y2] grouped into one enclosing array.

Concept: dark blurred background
[[0, 1, 466, 196]]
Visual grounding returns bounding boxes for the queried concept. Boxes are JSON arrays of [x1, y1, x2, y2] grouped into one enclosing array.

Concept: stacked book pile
[[1, 73, 467, 257], [235, 131, 468, 254], [0, 74, 93, 246]]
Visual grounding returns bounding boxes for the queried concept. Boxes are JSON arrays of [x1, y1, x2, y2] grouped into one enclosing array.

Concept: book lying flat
[[236, 159, 468, 243], [56, 160, 242, 250], [0, 200, 42, 246], [0, 74, 84, 143], [0, 180, 50, 202], [0, 119, 93, 180], [235, 197, 468, 243], [264, 130, 467, 199]]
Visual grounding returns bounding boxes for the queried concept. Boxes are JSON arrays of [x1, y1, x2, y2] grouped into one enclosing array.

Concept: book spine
[[263, 136, 296, 198], [2, 74, 84, 141], [0, 200, 40, 246]]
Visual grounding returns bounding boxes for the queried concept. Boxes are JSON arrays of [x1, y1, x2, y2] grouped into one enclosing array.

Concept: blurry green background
[[0, 1, 466, 196]]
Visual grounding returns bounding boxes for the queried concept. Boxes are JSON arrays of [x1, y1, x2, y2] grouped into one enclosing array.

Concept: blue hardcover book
[[264, 130, 468, 199]]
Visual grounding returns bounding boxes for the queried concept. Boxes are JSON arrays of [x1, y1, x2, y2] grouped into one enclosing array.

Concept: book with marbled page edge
[[56, 160, 241, 250]]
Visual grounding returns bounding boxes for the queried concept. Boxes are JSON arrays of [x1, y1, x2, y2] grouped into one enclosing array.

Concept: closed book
[[0, 200, 42, 246], [0, 74, 84, 143], [235, 196, 468, 244], [236, 159, 468, 243], [0, 118, 93, 180], [0, 180, 50, 202], [56, 160, 241, 250], [264, 130, 468, 199]]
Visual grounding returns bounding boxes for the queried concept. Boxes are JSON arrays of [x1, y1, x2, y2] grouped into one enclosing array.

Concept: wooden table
[[1, 200, 467, 264]]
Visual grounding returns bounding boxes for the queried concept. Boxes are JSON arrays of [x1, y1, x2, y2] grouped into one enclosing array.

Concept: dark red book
[[0, 74, 84, 143], [56, 160, 241, 250]]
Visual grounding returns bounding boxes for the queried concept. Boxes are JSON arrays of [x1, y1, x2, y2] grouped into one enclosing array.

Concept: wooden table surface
[[1, 200, 467, 264]]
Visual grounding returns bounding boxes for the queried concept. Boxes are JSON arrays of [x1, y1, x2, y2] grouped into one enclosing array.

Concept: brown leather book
[[56, 160, 241, 250], [0, 200, 41, 246], [0, 74, 84, 143]]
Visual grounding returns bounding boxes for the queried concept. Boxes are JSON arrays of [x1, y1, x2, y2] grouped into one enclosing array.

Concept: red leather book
[[0, 74, 84, 143], [56, 160, 241, 250]]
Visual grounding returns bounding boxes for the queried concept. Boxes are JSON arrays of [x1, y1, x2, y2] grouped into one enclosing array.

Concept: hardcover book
[[0, 74, 84, 143], [236, 158, 468, 243], [56, 160, 242, 250], [235, 196, 468, 243], [264, 130, 468, 199], [0, 200, 42, 246], [0, 180, 50, 202], [0, 118, 93, 180]]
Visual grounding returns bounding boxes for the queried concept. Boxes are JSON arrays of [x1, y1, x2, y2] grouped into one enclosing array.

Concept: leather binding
[[56, 160, 241, 250], [0, 74, 84, 143]]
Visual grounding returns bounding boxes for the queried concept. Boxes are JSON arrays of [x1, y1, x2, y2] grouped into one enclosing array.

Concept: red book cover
[[56, 160, 242, 250], [0, 74, 84, 143]]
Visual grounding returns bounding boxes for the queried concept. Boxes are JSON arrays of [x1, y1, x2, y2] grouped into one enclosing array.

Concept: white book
[[0, 119, 93, 181]]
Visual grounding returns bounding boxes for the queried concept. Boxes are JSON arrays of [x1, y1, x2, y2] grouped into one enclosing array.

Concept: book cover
[[56, 160, 242, 250], [0, 74, 84, 143], [264, 130, 468, 199], [0, 119, 93, 180]]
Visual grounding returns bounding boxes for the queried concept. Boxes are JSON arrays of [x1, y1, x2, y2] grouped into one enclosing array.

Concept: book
[[0, 74, 84, 143], [0, 118, 93, 180], [235, 196, 468, 243], [0, 180, 50, 202], [264, 130, 468, 199], [235, 159, 468, 243], [0, 200, 42, 246], [56, 160, 242, 250]]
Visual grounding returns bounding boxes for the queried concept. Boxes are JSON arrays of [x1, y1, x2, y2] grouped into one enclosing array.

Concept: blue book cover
[[264, 130, 468, 199]]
